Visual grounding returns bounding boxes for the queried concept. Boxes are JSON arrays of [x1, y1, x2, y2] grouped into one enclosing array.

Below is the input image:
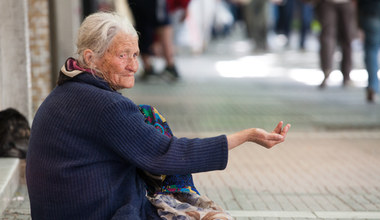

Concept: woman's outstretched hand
[[227, 121, 291, 150]]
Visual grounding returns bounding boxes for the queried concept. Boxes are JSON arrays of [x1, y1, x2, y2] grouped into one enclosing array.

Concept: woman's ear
[[83, 49, 94, 66]]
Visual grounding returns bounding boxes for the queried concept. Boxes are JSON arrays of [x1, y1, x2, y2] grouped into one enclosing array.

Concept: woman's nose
[[126, 59, 139, 73]]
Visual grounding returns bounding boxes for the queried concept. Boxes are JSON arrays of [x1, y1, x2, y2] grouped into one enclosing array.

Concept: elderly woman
[[26, 12, 290, 219]]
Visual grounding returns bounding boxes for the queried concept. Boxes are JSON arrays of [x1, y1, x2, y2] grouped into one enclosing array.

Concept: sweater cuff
[[201, 134, 229, 172]]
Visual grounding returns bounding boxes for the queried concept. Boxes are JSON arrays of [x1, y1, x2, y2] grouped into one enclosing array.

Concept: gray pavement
[[2, 33, 380, 219]]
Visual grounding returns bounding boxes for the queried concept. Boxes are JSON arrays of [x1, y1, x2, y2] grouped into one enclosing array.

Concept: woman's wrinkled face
[[95, 32, 139, 90]]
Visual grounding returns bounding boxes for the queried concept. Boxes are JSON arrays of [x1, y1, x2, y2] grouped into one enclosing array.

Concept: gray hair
[[76, 12, 138, 68]]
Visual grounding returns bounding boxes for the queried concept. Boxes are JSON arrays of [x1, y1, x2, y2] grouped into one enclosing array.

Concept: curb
[[0, 158, 20, 215]]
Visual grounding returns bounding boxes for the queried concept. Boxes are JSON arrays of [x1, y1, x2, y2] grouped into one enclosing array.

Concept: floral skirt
[[148, 193, 233, 220]]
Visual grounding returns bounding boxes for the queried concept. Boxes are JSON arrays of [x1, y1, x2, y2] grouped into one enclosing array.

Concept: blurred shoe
[[367, 88, 376, 103], [162, 65, 180, 82], [300, 43, 305, 51], [140, 68, 155, 81], [319, 71, 331, 89], [343, 77, 353, 87], [319, 78, 328, 89]]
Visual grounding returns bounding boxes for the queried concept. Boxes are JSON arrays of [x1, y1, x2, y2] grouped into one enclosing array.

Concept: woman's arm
[[227, 121, 291, 150]]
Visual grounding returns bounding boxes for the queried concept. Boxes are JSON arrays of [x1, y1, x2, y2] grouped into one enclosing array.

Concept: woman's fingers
[[268, 132, 284, 141], [281, 124, 291, 137], [273, 121, 283, 134], [269, 123, 291, 146], [273, 121, 291, 137]]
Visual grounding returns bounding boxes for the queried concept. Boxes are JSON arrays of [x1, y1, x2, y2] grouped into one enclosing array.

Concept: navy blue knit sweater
[[26, 72, 228, 219]]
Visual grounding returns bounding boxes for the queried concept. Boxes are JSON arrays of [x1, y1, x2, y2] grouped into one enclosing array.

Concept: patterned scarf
[[60, 57, 93, 77], [138, 104, 199, 195]]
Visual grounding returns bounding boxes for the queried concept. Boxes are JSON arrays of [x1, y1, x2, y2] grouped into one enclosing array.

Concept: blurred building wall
[[0, 0, 82, 122], [28, 0, 52, 117], [0, 0, 32, 121], [49, 0, 82, 84]]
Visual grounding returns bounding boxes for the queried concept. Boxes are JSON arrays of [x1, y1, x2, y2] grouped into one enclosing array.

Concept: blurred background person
[[128, 0, 180, 81], [315, 0, 356, 89], [82, 0, 114, 18], [212, 0, 237, 40], [295, 0, 314, 50], [357, 0, 380, 103], [274, 0, 294, 47], [241, 0, 269, 52], [167, 0, 192, 46], [273, 0, 313, 50]]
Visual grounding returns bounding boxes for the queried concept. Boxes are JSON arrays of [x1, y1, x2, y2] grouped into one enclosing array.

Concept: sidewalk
[[2, 33, 380, 219]]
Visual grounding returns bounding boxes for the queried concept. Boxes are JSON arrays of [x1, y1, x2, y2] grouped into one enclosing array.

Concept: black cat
[[0, 108, 30, 158]]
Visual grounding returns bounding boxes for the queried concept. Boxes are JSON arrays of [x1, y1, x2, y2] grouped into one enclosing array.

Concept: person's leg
[[361, 15, 380, 102], [283, 0, 295, 39], [275, 3, 286, 35], [336, 1, 355, 86], [251, 0, 269, 51], [299, 0, 313, 49], [157, 25, 175, 67], [316, 1, 336, 88], [242, 2, 254, 38], [155, 0, 179, 80], [157, 24, 180, 80], [129, 0, 157, 79], [138, 25, 156, 80]]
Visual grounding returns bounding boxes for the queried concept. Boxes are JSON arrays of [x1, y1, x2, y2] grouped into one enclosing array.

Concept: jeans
[[297, 0, 313, 49], [360, 15, 380, 93]]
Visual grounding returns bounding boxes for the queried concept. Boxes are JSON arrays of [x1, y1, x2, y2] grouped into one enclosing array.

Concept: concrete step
[[0, 158, 20, 215]]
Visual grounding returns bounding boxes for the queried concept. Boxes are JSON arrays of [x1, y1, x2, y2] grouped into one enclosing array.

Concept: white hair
[[76, 12, 138, 68]]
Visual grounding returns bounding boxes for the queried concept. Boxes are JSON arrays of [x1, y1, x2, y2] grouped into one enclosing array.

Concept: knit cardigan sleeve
[[97, 98, 228, 175]]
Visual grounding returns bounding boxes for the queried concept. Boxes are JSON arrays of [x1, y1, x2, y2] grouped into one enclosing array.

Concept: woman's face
[[95, 32, 140, 90]]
